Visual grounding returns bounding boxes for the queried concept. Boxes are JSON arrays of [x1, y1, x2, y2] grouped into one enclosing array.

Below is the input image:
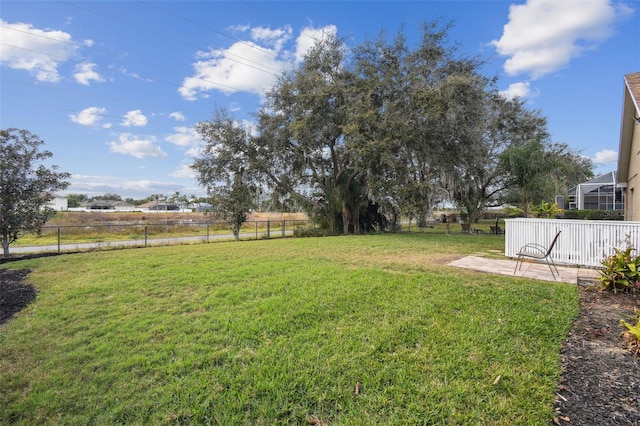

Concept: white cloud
[[165, 126, 201, 148], [0, 19, 79, 82], [69, 106, 110, 127], [490, 0, 632, 79], [121, 110, 148, 127], [185, 146, 203, 158], [593, 149, 618, 165], [169, 164, 196, 179], [179, 41, 282, 100], [251, 25, 292, 51], [169, 111, 185, 121], [294, 25, 338, 63], [108, 133, 166, 159], [178, 24, 337, 100], [499, 81, 532, 99], [228, 24, 250, 33], [73, 62, 104, 85]]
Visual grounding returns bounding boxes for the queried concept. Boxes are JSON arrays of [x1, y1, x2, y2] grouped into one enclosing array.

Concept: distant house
[[136, 200, 179, 212], [44, 194, 68, 211], [193, 202, 212, 213], [83, 199, 136, 211], [555, 171, 624, 210], [616, 72, 640, 220]]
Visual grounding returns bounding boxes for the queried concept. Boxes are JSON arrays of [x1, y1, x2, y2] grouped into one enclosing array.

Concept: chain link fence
[[12, 219, 313, 255]]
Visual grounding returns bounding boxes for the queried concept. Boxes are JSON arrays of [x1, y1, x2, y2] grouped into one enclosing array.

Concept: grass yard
[[0, 233, 578, 425]]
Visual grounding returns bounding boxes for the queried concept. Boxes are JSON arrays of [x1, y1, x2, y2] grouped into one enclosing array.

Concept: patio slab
[[449, 255, 600, 284]]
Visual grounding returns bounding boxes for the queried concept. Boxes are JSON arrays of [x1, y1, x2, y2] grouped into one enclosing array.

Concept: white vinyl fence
[[505, 218, 640, 268]]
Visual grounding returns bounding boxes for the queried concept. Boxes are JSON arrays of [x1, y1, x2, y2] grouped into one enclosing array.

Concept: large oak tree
[[192, 21, 593, 233]]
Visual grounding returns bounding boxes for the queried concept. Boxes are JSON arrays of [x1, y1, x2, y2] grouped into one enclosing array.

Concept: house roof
[[567, 171, 616, 195], [136, 200, 176, 208], [617, 72, 640, 183], [83, 199, 134, 208]]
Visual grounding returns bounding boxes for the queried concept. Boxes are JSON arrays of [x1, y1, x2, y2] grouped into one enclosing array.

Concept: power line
[[58, 0, 281, 76], [0, 24, 86, 49], [137, 0, 277, 58], [0, 41, 255, 95], [5, 100, 140, 122], [1, 77, 138, 105], [0, 42, 74, 61]]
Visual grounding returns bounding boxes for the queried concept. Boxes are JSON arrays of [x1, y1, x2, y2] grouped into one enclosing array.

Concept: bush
[[598, 246, 640, 294], [532, 202, 561, 218], [620, 308, 640, 355], [501, 206, 524, 218], [560, 210, 624, 221], [293, 225, 337, 238]]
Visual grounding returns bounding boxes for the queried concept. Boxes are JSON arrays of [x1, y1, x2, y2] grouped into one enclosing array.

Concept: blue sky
[[1, 1, 639, 199]]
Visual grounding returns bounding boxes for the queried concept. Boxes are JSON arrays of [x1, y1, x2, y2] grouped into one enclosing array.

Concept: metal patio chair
[[513, 230, 562, 280]]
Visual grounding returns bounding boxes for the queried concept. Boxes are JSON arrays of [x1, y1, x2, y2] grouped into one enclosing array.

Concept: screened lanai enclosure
[[555, 171, 624, 211]]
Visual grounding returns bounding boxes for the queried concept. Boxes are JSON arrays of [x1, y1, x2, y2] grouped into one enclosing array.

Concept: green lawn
[[0, 233, 578, 425]]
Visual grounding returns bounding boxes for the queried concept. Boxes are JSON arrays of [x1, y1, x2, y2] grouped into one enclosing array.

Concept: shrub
[[293, 225, 337, 238], [620, 308, 640, 355], [560, 209, 624, 221], [532, 201, 561, 218], [598, 246, 640, 294], [501, 206, 524, 217]]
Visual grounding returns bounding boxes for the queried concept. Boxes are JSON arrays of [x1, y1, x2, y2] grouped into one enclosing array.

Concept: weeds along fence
[[15, 220, 311, 254]]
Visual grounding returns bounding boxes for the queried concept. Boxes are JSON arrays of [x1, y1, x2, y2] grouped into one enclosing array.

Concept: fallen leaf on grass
[[553, 415, 571, 424], [306, 415, 327, 426]]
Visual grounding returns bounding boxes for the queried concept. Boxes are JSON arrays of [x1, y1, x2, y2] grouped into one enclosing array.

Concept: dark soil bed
[[0, 269, 36, 325], [1, 266, 639, 424], [554, 288, 640, 425]]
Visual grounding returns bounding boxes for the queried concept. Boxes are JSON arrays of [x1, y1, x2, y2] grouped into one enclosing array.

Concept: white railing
[[505, 218, 640, 268]]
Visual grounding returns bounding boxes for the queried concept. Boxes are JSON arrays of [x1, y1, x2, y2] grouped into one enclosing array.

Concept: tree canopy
[[0, 128, 70, 257], [500, 140, 593, 217], [192, 21, 592, 233]]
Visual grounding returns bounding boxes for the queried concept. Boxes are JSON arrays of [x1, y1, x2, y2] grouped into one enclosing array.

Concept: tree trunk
[[353, 208, 361, 235], [2, 235, 10, 258], [522, 190, 530, 218], [342, 208, 351, 235]]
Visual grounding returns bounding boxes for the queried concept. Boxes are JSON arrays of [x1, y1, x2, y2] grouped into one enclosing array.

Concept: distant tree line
[[66, 192, 209, 209], [191, 21, 592, 234]]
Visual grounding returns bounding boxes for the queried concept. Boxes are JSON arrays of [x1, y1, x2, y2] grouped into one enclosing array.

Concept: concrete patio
[[449, 254, 600, 285]]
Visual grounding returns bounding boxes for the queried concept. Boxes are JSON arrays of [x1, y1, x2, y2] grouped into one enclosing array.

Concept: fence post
[[206, 223, 210, 243], [282, 220, 285, 238], [144, 225, 148, 247], [255, 222, 258, 240], [267, 220, 270, 239], [57, 226, 61, 254]]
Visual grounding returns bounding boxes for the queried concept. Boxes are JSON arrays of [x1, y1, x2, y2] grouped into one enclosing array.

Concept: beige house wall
[[618, 72, 640, 221], [625, 127, 640, 220]]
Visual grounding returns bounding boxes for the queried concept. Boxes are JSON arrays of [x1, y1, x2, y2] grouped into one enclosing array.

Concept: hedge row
[[558, 209, 624, 221]]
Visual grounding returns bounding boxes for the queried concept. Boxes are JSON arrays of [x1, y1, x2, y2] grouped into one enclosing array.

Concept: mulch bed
[[0, 269, 36, 325], [1, 263, 639, 424], [554, 288, 640, 425]]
